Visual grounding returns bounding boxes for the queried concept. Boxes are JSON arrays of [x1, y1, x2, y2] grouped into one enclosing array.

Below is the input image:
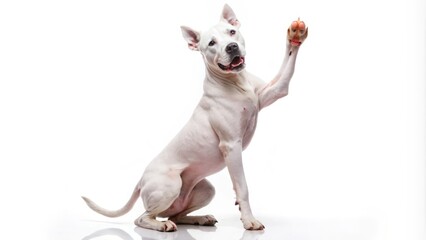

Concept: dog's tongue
[[231, 56, 244, 68]]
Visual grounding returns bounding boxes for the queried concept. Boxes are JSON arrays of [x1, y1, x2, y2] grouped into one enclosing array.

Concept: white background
[[0, 0, 425, 239]]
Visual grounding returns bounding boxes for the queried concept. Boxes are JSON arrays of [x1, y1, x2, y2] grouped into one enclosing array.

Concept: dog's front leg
[[258, 19, 308, 109], [219, 141, 265, 230]]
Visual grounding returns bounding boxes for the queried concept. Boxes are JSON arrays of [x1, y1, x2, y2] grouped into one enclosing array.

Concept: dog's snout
[[225, 42, 239, 54]]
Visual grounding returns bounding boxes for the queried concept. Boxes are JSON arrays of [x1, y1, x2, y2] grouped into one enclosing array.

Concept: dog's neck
[[204, 65, 248, 94]]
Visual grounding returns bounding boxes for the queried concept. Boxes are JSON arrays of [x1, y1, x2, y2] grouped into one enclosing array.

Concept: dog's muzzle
[[218, 42, 245, 72]]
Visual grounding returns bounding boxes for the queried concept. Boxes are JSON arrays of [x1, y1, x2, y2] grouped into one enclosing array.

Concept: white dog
[[83, 4, 308, 232]]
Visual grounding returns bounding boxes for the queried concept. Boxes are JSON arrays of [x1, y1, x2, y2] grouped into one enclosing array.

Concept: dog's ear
[[220, 4, 240, 28], [181, 26, 200, 51]]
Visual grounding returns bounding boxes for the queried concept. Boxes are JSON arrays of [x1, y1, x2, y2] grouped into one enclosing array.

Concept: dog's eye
[[230, 29, 236, 36], [208, 40, 216, 46]]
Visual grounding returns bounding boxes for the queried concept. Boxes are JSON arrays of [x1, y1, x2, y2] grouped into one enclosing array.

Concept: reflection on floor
[[77, 216, 380, 240], [82, 225, 264, 240]]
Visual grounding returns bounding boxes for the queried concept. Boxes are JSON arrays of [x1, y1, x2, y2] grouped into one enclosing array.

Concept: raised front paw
[[287, 18, 308, 46], [242, 216, 265, 230]]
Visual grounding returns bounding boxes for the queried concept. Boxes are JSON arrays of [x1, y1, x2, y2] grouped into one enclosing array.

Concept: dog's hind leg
[[168, 178, 217, 226], [134, 172, 182, 232]]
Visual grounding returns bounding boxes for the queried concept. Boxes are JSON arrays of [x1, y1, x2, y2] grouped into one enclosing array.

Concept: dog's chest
[[239, 88, 259, 149]]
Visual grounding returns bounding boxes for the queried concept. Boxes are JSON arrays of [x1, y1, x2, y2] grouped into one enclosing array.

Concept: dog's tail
[[82, 185, 140, 218]]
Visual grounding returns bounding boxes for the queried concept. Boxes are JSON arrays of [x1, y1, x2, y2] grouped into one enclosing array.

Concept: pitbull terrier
[[82, 4, 307, 232]]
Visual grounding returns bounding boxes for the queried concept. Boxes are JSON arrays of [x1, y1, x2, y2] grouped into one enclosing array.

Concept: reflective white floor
[[50, 214, 381, 240]]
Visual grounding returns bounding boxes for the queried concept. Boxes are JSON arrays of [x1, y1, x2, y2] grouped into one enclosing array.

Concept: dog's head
[[181, 4, 246, 74]]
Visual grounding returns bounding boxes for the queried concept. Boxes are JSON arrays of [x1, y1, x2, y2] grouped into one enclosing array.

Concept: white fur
[[82, 4, 306, 232]]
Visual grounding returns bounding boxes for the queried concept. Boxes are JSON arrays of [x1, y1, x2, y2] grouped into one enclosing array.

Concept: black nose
[[225, 42, 239, 54]]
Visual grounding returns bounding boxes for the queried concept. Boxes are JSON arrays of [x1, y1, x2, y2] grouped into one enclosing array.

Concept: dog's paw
[[241, 217, 265, 230], [169, 214, 218, 226], [197, 215, 218, 226], [287, 18, 308, 46], [198, 215, 217, 226], [159, 220, 178, 232], [135, 215, 178, 232]]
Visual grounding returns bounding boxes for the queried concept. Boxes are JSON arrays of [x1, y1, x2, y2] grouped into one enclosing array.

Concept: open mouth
[[218, 56, 245, 72]]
